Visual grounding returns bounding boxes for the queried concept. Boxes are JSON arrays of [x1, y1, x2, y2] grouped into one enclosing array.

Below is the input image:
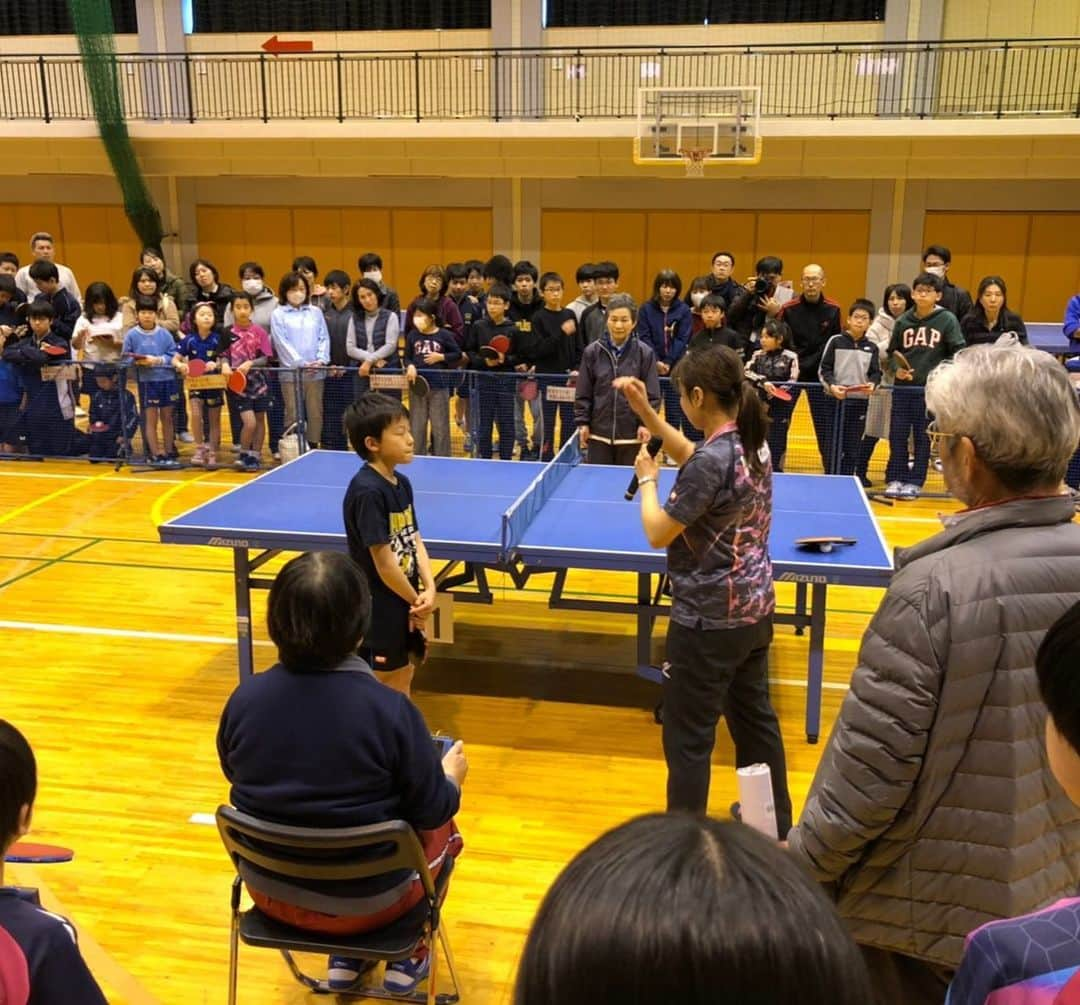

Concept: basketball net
[[678, 148, 710, 178]]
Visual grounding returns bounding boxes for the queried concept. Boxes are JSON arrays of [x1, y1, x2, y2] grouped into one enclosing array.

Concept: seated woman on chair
[[217, 551, 467, 995]]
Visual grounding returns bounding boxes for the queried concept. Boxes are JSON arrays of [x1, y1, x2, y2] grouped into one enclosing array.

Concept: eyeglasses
[[800, 276, 824, 285], [926, 419, 958, 456]]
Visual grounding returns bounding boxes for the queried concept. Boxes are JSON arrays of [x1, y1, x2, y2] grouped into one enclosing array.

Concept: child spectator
[[688, 294, 739, 354], [29, 261, 80, 342], [639, 270, 693, 440], [0, 252, 20, 277], [140, 247, 188, 310], [0, 719, 108, 1003], [575, 293, 660, 465], [509, 260, 544, 460], [567, 262, 598, 322], [357, 252, 401, 314], [684, 275, 712, 339], [960, 275, 1029, 346], [465, 259, 486, 300], [482, 254, 514, 292], [404, 265, 465, 343], [320, 269, 355, 451], [446, 263, 479, 449], [856, 283, 912, 488], [747, 319, 799, 471], [467, 284, 518, 460], [87, 364, 138, 462], [347, 278, 401, 397], [0, 279, 24, 455], [579, 260, 620, 347], [526, 272, 579, 461], [2, 301, 79, 456], [73, 282, 123, 365], [121, 295, 179, 468], [270, 271, 330, 450], [884, 272, 965, 499], [120, 267, 180, 335], [819, 299, 882, 477], [225, 291, 272, 472], [405, 298, 462, 457], [175, 302, 229, 468], [342, 394, 438, 699], [185, 258, 234, 325]]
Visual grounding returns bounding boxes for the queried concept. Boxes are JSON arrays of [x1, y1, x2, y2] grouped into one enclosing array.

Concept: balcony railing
[[0, 39, 1077, 123]]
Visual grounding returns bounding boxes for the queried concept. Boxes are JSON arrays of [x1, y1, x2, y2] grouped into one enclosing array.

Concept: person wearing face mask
[[270, 272, 330, 450], [224, 262, 279, 331], [685, 276, 713, 339], [357, 253, 401, 315], [921, 245, 972, 322]]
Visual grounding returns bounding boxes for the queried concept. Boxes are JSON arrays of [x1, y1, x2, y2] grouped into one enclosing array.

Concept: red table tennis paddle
[[90, 421, 108, 433], [41, 343, 67, 357], [479, 333, 511, 360], [6, 842, 74, 864], [769, 385, 793, 402], [795, 536, 857, 554], [519, 378, 539, 401], [186, 358, 207, 377], [227, 369, 247, 394]]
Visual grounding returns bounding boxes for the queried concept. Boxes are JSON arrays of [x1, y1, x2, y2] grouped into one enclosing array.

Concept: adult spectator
[[579, 261, 620, 346], [726, 255, 785, 351], [708, 250, 740, 308], [777, 264, 842, 472], [403, 265, 464, 342], [922, 244, 972, 321], [223, 262, 278, 330], [218, 551, 466, 995], [515, 814, 874, 1005], [959, 275, 1028, 346], [1062, 291, 1079, 340], [185, 258, 233, 326], [120, 267, 180, 335], [14, 232, 80, 302], [140, 247, 188, 310], [948, 601, 1080, 1004], [638, 269, 693, 437], [787, 344, 1080, 1004], [357, 252, 401, 315]]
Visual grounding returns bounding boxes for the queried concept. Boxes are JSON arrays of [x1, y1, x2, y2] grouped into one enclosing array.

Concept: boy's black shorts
[[357, 595, 428, 673], [0, 403, 20, 444]]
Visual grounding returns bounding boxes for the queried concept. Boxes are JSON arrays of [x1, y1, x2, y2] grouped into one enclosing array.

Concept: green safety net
[[69, 0, 165, 254]]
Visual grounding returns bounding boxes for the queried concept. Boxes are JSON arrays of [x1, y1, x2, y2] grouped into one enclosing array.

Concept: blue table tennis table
[[1029, 322, 1075, 356], [159, 445, 893, 742]]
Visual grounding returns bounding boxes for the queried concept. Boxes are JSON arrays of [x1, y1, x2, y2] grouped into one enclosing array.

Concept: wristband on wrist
[[638, 476, 657, 487]]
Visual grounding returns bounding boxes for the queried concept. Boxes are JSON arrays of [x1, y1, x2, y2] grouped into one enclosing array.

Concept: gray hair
[[926, 344, 1080, 490], [606, 292, 637, 321]]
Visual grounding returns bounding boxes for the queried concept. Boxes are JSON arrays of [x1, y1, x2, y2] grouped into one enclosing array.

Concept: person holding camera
[[726, 256, 786, 359]]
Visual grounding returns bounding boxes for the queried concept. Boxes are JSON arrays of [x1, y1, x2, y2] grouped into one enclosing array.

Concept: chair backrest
[[215, 806, 437, 900]]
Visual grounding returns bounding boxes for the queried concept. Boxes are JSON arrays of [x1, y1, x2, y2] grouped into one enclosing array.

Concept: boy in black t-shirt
[[342, 393, 436, 697], [0, 719, 107, 1004], [528, 272, 579, 461]]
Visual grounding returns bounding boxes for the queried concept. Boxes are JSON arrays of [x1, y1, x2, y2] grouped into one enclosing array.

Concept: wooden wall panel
[[1023, 214, 1080, 323], [292, 208, 347, 284], [809, 211, 872, 315], [540, 211, 596, 300], [342, 209, 394, 285]]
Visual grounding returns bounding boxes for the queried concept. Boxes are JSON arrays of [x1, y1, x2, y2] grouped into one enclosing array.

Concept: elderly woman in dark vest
[[217, 551, 466, 995], [788, 344, 1080, 1005]]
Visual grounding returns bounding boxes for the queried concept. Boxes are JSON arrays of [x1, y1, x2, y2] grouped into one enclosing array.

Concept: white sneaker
[[884, 481, 904, 498], [901, 483, 921, 500], [179, 431, 195, 443]]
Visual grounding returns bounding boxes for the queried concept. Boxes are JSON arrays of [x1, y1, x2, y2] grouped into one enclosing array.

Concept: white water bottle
[[736, 763, 778, 840]]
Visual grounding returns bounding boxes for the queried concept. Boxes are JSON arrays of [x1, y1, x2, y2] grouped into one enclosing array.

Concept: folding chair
[[216, 806, 461, 1005]]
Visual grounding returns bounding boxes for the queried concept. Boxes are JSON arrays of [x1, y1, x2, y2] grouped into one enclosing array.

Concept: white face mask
[[691, 291, 706, 306], [242, 278, 263, 296], [363, 269, 383, 285], [286, 290, 306, 307], [925, 264, 946, 278]]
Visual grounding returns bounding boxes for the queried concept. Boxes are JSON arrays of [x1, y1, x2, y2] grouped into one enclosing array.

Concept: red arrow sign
[[261, 35, 314, 54]]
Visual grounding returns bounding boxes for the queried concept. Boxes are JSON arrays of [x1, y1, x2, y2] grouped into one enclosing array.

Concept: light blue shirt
[[121, 325, 176, 382], [270, 304, 330, 376]]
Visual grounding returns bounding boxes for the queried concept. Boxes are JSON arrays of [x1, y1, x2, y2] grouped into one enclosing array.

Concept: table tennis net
[[501, 434, 583, 555]]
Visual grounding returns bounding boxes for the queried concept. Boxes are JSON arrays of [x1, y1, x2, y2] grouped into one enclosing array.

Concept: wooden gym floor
[[0, 446, 959, 1004]]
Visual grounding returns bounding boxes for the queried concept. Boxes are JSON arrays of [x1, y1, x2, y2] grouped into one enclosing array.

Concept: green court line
[[0, 539, 103, 591]]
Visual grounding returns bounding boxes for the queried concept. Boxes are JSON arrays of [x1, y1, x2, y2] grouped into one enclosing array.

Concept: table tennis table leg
[[794, 581, 807, 634], [637, 572, 656, 674], [233, 548, 255, 680], [804, 582, 827, 744]]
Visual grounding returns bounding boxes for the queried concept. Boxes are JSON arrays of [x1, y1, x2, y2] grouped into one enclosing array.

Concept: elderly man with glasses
[[787, 344, 1080, 1005]]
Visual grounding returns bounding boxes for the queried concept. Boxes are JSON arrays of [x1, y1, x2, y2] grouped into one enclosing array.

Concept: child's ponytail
[[737, 378, 769, 476]]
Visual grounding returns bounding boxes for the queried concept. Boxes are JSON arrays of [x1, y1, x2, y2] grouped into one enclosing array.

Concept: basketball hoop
[[678, 147, 711, 178]]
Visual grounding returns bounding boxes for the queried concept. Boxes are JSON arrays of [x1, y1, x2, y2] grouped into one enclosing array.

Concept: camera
[[752, 276, 771, 296]]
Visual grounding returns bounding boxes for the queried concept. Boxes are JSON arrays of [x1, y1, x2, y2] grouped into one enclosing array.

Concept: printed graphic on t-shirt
[[389, 505, 418, 581], [898, 324, 944, 349]]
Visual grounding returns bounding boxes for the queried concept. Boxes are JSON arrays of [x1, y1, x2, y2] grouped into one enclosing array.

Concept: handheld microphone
[[625, 437, 665, 500]]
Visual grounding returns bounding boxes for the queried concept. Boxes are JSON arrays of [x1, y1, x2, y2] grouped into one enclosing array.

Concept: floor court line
[[0, 469, 113, 527], [0, 619, 853, 692]]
